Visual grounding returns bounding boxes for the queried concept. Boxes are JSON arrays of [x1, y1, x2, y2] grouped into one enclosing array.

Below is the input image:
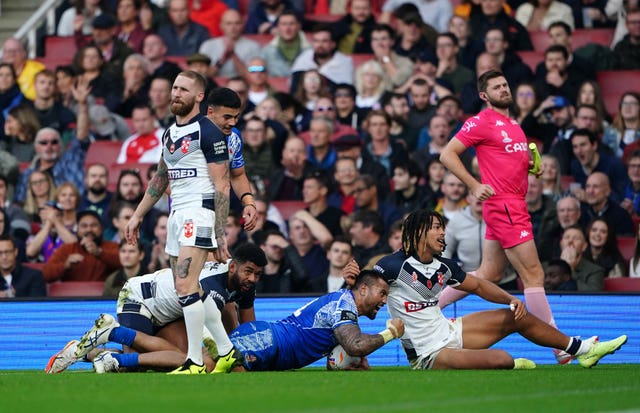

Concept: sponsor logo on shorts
[[404, 301, 438, 312], [184, 220, 194, 238], [168, 168, 197, 179]]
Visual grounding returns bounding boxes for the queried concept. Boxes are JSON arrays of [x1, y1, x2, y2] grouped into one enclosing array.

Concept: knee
[[476, 269, 502, 284], [493, 350, 514, 369]]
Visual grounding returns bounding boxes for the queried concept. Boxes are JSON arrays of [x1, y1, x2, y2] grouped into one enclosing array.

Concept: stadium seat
[[35, 55, 73, 70], [244, 33, 274, 47], [85, 140, 123, 169], [107, 162, 153, 192], [617, 236, 636, 264], [529, 30, 551, 52], [603, 92, 620, 119], [271, 200, 306, 221], [47, 281, 105, 297], [44, 35, 82, 58], [559, 175, 575, 191], [517, 51, 544, 72], [23, 262, 45, 272], [596, 70, 640, 97], [352, 54, 374, 69], [304, 13, 344, 23], [603, 277, 640, 292], [270, 76, 290, 93], [166, 55, 188, 70], [572, 28, 615, 49]]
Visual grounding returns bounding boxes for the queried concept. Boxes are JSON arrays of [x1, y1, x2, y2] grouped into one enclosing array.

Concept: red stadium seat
[[85, 140, 123, 169], [617, 236, 636, 264], [517, 51, 544, 72], [596, 70, 640, 97], [270, 76, 290, 93], [271, 200, 306, 221], [529, 30, 551, 52], [559, 175, 575, 191], [603, 92, 620, 119], [244, 33, 274, 47], [23, 262, 45, 272], [35, 55, 73, 70], [603, 277, 640, 292], [47, 281, 105, 297], [44, 35, 81, 58], [166, 55, 188, 70], [572, 28, 614, 49], [352, 54, 374, 69]]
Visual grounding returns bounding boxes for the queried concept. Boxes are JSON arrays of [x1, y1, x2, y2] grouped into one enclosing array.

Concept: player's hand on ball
[[387, 318, 404, 338], [509, 299, 527, 320]]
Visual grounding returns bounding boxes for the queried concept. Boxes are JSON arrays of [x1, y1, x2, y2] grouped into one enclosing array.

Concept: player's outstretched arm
[[334, 319, 404, 357], [458, 274, 527, 320]]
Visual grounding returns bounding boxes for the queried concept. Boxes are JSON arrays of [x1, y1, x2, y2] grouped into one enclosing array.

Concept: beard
[[486, 93, 513, 109], [170, 98, 195, 117], [89, 184, 107, 196]]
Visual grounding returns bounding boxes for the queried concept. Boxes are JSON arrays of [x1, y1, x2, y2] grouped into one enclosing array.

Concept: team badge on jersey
[[501, 130, 512, 143], [169, 143, 175, 153], [181, 137, 191, 154], [184, 220, 194, 238]]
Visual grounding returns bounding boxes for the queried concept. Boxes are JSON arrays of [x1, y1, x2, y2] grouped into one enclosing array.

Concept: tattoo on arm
[[213, 163, 230, 238], [147, 159, 169, 199], [334, 324, 385, 357], [173, 257, 192, 280]]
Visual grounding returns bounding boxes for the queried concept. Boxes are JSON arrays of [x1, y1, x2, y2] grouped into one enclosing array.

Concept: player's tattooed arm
[[147, 158, 169, 200], [334, 324, 385, 357], [211, 161, 230, 238]]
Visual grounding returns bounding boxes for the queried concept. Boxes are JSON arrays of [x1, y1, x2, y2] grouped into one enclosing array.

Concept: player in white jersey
[[345, 209, 627, 370], [125, 71, 234, 374]]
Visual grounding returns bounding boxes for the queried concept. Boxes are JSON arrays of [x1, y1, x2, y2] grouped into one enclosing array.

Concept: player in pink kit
[[440, 70, 570, 364]]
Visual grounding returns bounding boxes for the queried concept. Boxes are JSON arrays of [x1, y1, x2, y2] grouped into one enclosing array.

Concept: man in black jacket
[[0, 235, 46, 298]]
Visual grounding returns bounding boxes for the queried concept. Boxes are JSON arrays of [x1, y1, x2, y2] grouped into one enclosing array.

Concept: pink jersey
[[455, 108, 529, 197]]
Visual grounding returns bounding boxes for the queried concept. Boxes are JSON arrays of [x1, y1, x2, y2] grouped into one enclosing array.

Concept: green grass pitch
[[1, 365, 639, 413]]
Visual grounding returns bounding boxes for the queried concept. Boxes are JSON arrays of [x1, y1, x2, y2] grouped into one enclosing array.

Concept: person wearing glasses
[[245, 57, 273, 107], [14, 78, 91, 204]]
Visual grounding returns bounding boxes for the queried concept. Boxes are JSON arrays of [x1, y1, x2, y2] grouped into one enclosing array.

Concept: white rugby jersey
[[162, 114, 228, 210], [373, 250, 467, 359]]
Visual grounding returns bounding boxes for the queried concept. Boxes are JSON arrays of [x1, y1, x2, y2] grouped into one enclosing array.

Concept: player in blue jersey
[[45, 243, 267, 374], [124, 71, 234, 374], [206, 87, 258, 232], [353, 209, 627, 370]]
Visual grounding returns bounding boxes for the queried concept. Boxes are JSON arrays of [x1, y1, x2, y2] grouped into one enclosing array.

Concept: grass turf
[[1, 365, 639, 413]]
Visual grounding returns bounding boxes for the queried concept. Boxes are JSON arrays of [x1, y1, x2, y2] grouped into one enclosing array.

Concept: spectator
[[1, 103, 39, 162], [115, 0, 149, 53], [605, 92, 640, 158], [309, 235, 353, 293], [629, 222, 640, 277], [363, 109, 409, 177], [381, 0, 452, 33], [55, 65, 81, 112], [334, 83, 367, 132], [328, 156, 359, 215], [261, 10, 310, 77], [612, 7, 640, 69], [335, 0, 377, 55], [434, 32, 474, 95], [334, 133, 390, 198], [576, 80, 611, 127], [1, 38, 45, 101], [526, 174, 559, 259], [307, 116, 337, 171], [268, 136, 316, 201], [293, 69, 331, 112], [621, 150, 640, 219], [354, 60, 387, 110], [545, 21, 595, 78], [199, 9, 261, 78], [538, 194, 582, 262], [290, 24, 355, 88], [387, 158, 432, 215], [414, 114, 456, 165], [225, 210, 246, 252], [442, 192, 485, 272], [22, 171, 56, 226], [156, 0, 210, 56], [25, 182, 80, 263], [381, 92, 421, 153], [116, 54, 152, 118], [0, 176, 30, 242], [515, 0, 574, 30], [104, 200, 137, 243], [116, 104, 164, 164], [448, 14, 484, 71], [348, 209, 391, 267], [241, 116, 276, 184], [255, 229, 308, 293], [558, 224, 605, 291], [299, 96, 360, 142], [147, 76, 175, 128], [392, 12, 436, 62], [141, 35, 182, 82], [103, 238, 145, 298], [423, 156, 445, 206], [0, 235, 46, 298], [540, 154, 563, 201], [79, 162, 113, 226], [75, 14, 135, 80], [246, 57, 273, 107], [28, 69, 76, 139], [468, 0, 533, 51], [543, 258, 577, 291], [42, 209, 120, 282], [74, 44, 122, 112], [88, 104, 131, 141], [288, 210, 332, 284], [534, 45, 588, 105], [483, 27, 533, 91], [187, 0, 229, 38], [459, 52, 500, 115], [434, 171, 468, 220], [584, 217, 628, 278], [353, 174, 403, 232], [368, 24, 414, 90], [57, 0, 106, 36], [185, 53, 218, 114], [146, 211, 169, 273], [303, 171, 345, 236], [245, 0, 298, 34], [406, 78, 435, 134], [0, 63, 25, 138], [581, 171, 634, 237]]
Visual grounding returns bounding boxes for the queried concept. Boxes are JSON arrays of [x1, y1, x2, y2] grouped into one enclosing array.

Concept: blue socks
[[112, 352, 138, 368], [109, 326, 136, 347]]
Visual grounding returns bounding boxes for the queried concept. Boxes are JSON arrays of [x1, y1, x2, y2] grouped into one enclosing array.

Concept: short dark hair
[[0, 234, 16, 249], [207, 87, 241, 109], [545, 44, 569, 60], [233, 242, 267, 267], [477, 70, 505, 94], [570, 128, 597, 145], [311, 23, 336, 41], [371, 23, 394, 38], [392, 159, 421, 179], [437, 32, 458, 47], [305, 170, 331, 191], [352, 209, 385, 236], [546, 258, 572, 276], [334, 83, 357, 97], [329, 235, 353, 253], [353, 269, 386, 289], [548, 21, 572, 36], [118, 238, 144, 252]]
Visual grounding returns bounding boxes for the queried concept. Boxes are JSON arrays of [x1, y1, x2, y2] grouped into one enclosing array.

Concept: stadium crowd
[[1, 0, 640, 298]]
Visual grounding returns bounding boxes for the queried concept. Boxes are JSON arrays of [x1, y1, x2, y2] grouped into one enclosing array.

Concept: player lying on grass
[[46, 243, 267, 374], [49, 270, 404, 373], [344, 209, 627, 370]]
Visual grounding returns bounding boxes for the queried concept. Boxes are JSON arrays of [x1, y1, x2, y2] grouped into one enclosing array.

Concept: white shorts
[[409, 318, 463, 370], [166, 207, 217, 257]]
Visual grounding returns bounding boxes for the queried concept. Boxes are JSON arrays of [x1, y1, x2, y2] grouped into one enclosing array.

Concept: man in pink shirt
[[440, 70, 568, 364]]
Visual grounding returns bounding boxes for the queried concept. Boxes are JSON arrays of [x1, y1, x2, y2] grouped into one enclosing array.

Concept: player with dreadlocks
[[341, 209, 628, 370]]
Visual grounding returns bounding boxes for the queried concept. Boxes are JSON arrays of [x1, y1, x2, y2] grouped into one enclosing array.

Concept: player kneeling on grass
[[344, 210, 627, 370]]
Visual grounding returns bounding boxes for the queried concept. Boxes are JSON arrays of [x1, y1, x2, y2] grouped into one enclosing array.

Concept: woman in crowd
[[515, 0, 575, 31], [629, 223, 640, 278], [576, 80, 611, 126], [293, 69, 331, 112], [354, 60, 388, 110], [603, 92, 640, 158], [74, 45, 122, 112], [1, 103, 39, 162], [115, 0, 148, 53], [57, 0, 106, 36], [584, 217, 628, 278], [540, 154, 563, 201], [0, 63, 25, 136], [23, 171, 56, 227], [26, 182, 80, 263]]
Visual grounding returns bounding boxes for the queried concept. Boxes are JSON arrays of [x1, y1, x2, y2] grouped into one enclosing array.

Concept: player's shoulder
[[373, 250, 407, 275]]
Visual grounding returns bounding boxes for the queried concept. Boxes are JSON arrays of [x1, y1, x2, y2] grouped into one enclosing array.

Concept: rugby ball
[[327, 345, 362, 370]]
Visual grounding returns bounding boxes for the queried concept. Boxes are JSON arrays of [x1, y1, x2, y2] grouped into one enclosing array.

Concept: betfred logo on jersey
[[404, 301, 437, 312], [168, 168, 197, 179], [183, 220, 194, 238]]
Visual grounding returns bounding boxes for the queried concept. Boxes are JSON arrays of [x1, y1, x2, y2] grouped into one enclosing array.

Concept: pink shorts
[[483, 196, 534, 249]]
